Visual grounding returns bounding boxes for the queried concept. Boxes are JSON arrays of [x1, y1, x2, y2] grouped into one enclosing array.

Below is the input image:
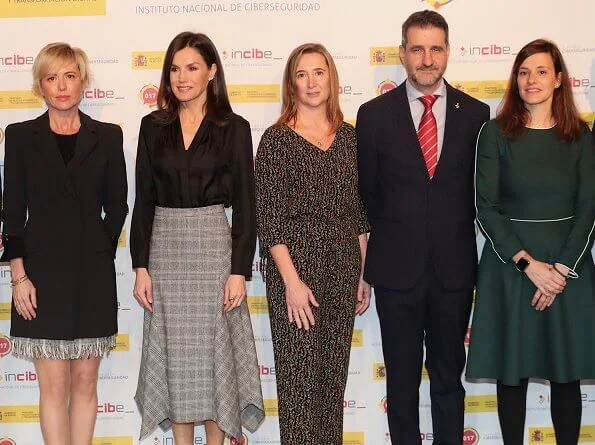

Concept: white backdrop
[[0, 1, 594, 444]]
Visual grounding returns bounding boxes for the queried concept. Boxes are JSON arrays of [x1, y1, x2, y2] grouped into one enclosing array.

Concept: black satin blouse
[[130, 112, 256, 277]]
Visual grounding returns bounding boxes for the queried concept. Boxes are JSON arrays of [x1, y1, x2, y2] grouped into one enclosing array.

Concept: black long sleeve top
[[129, 112, 256, 277]]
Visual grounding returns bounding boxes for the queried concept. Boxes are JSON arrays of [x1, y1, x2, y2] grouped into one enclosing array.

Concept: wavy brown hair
[[496, 39, 584, 142], [276, 43, 343, 132], [154, 32, 232, 125]]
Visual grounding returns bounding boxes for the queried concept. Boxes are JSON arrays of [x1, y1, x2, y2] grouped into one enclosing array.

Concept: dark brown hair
[[276, 43, 344, 132], [401, 10, 449, 47], [496, 39, 584, 142], [154, 32, 232, 125]]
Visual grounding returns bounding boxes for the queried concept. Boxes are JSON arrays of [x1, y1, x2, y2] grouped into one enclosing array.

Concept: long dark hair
[[154, 32, 232, 125], [496, 39, 584, 142]]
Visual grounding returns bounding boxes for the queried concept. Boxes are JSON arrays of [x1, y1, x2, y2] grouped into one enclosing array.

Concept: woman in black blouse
[[130, 32, 264, 445], [2, 42, 128, 445]]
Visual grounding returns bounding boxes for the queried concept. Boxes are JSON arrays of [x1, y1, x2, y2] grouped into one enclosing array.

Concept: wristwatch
[[515, 257, 530, 273]]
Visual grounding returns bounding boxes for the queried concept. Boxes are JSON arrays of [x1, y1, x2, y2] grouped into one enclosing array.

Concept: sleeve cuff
[[259, 235, 286, 251], [499, 240, 524, 264], [1, 234, 26, 261], [131, 258, 149, 269], [230, 247, 255, 280], [556, 262, 579, 279], [231, 266, 253, 280]]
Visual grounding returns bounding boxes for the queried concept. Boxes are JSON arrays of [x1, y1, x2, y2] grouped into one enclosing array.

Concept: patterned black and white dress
[[255, 123, 369, 444]]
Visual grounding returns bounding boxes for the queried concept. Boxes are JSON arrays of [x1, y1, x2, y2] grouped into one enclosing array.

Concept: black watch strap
[[515, 257, 530, 272]]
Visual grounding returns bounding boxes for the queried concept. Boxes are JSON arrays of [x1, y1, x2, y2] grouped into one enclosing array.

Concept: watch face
[[516, 258, 530, 272]]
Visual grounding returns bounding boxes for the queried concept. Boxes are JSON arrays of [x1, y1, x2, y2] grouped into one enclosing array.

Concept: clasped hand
[[526, 260, 567, 311]]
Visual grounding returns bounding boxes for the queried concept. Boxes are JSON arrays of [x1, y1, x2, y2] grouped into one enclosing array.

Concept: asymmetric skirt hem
[[135, 402, 265, 440]]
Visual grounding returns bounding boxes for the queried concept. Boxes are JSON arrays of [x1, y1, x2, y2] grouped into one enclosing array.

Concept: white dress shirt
[[406, 78, 447, 159]]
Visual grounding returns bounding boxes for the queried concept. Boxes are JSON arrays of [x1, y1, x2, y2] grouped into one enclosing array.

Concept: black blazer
[[357, 81, 490, 291], [2, 111, 128, 340]]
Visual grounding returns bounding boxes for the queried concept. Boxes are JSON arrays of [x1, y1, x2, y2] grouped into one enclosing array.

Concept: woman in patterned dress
[[467, 39, 595, 444], [131, 32, 264, 445], [255, 43, 370, 444]]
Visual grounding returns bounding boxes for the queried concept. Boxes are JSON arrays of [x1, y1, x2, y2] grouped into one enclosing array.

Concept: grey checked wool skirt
[[135, 205, 264, 440]]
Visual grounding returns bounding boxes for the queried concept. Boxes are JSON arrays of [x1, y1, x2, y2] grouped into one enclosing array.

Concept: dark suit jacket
[[2, 111, 128, 340], [357, 81, 490, 291]]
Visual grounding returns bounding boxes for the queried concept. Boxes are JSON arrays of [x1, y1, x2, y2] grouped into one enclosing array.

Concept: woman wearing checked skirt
[[130, 32, 264, 445], [255, 43, 371, 444]]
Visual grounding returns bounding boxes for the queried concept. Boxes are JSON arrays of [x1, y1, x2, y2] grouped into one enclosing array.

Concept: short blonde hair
[[277, 43, 343, 132], [32, 42, 91, 96]]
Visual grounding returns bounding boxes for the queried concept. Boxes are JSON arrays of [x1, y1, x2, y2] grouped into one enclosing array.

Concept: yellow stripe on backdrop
[[0, 0, 105, 18]]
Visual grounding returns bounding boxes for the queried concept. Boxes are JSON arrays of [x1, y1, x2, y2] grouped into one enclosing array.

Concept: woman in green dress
[[467, 39, 595, 445]]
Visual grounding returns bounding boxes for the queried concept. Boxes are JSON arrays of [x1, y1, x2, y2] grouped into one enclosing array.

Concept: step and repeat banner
[[0, 1, 594, 444]]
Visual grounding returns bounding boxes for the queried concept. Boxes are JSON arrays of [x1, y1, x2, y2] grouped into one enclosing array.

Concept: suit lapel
[[67, 111, 98, 174], [391, 84, 431, 179]]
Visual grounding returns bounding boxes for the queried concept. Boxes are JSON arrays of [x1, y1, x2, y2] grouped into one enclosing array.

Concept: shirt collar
[[406, 78, 446, 103]]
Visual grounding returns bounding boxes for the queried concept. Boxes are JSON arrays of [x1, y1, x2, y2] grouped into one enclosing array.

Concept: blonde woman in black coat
[[2, 43, 128, 445]]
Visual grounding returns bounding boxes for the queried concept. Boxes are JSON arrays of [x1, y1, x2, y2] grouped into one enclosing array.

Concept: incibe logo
[[2, 370, 37, 382], [460, 44, 512, 56], [0, 53, 34, 66], [97, 402, 125, 414], [222, 48, 274, 60]]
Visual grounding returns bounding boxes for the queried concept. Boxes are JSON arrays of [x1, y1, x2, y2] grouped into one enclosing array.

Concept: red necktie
[[417, 95, 439, 179]]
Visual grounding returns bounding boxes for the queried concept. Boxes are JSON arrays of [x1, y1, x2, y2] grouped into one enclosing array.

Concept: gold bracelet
[[10, 275, 29, 287]]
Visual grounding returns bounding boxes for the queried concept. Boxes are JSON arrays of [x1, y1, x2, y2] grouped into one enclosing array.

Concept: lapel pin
[[455, 102, 461, 109]]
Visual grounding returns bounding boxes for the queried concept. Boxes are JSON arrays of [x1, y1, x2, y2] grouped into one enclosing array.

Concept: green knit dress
[[466, 120, 595, 385]]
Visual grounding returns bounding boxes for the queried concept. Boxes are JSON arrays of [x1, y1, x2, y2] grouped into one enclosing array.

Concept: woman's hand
[[133, 268, 153, 312], [525, 260, 566, 298], [13, 279, 37, 320], [285, 277, 319, 330], [355, 276, 371, 315], [224, 274, 246, 312], [531, 289, 558, 311], [530, 263, 570, 310]]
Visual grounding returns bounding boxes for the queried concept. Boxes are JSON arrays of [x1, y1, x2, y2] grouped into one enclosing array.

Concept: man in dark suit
[[357, 10, 490, 445]]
